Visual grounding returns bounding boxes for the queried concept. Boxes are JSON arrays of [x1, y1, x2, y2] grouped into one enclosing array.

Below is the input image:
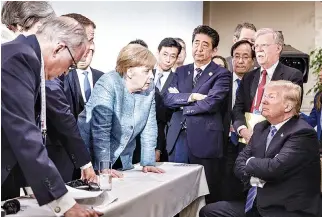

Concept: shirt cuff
[[24, 187, 33, 195], [47, 192, 76, 216], [246, 157, 255, 165], [237, 125, 247, 136], [188, 94, 194, 102], [80, 162, 92, 170]]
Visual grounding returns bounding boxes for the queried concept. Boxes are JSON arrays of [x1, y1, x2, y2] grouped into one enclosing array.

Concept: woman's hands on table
[[142, 166, 165, 173]]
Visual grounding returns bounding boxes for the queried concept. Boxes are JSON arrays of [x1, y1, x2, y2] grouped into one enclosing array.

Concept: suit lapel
[[91, 67, 100, 85], [72, 69, 85, 107], [161, 72, 174, 94], [265, 117, 296, 156], [184, 64, 194, 93], [250, 68, 261, 100], [271, 62, 284, 81], [193, 62, 218, 91], [257, 122, 271, 158]]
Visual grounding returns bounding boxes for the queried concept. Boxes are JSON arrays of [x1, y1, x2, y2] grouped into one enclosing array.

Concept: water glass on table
[[99, 160, 112, 191]]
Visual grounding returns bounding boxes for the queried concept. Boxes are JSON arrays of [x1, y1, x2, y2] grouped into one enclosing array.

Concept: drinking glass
[[99, 160, 112, 191]]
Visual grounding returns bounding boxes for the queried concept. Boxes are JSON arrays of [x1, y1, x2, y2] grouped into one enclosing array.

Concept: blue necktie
[[193, 68, 202, 87], [245, 186, 257, 213], [231, 78, 241, 145], [245, 125, 278, 213], [83, 71, 91, 101]]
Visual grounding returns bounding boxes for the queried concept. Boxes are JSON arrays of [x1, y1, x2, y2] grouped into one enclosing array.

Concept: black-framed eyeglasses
[[65, 46, 78, 70]]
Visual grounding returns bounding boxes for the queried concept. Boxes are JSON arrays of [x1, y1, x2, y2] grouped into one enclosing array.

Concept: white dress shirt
[[154, 69, 171, 91], [76, 67, 94, 102]]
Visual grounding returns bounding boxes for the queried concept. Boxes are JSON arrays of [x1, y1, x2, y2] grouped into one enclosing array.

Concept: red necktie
[[251, 70, 267, 113]]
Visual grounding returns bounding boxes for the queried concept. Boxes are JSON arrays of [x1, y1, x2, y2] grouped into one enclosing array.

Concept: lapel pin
[[280, 133, 284, 137], [188, 71, 191, 75], [209, 72, 213, 76]]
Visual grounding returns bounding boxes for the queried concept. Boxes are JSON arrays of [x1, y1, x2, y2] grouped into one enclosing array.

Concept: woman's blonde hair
[[116, 44, 156, 76]]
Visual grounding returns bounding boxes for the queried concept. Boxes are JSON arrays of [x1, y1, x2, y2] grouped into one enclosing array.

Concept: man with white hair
[[2, 17, 102, 217], [232, 28, 303, 144], [200, 80, 321, 217]]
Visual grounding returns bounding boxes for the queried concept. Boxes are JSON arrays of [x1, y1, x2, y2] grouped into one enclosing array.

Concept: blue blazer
[[301, 92, 321, 140], [163, 62, 231, 158], [78, 71, 157, 170]]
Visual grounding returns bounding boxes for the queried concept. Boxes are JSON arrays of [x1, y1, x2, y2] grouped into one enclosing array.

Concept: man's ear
[[285, 103, 293, 113], [212, 47, 218, 58], [52, 43, 66, 57]]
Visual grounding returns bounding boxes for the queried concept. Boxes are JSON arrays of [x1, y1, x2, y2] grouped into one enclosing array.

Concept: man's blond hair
[[266, 80, 301, 114]]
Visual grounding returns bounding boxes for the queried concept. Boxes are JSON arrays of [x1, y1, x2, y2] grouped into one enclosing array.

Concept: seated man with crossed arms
[[200, 80, 321, 217]]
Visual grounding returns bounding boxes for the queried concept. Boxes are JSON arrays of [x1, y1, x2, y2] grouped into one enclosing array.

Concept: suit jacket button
[[71, 154, 75, 160], [130, 126, 133, 130], [6, 165, 11, 172], [54, 207, 61, 213]]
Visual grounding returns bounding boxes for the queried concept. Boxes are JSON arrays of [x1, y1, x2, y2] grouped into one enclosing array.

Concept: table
[[6, 162, 209, 217]]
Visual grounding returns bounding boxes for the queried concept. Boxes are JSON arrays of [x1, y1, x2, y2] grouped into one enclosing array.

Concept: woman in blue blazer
[[78, 44, 164, 175], [301, 68, 322, 141]]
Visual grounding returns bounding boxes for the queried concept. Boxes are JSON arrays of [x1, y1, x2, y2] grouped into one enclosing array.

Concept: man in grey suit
[[226, 22, 258, 72]]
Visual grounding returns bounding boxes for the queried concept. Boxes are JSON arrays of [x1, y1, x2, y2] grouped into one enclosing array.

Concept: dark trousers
[[1, 165, 26, 201], [221, 139, 245, 201], [170, 130, 223, 204], [199, 200, 317, 217], [168, 130, 189, 163]]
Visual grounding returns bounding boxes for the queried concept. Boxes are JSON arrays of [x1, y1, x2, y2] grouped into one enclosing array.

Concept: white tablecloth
[[6, 162, 209, 217]]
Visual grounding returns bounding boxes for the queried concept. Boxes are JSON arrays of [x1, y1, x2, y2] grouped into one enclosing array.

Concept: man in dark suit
[[154, 37, 182, 162], [63, 42, 104, 118], [232, 28, 303, 144], [222, 40, 255, 201], [200, 81, 321, 217], [62, 13, 104, 118], [226, 22, 259, 72], [1, 17, 101, 217], [164, 25, 231, 203]]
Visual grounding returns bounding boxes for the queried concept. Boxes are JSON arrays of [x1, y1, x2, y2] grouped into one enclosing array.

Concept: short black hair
[[212, 55, 228, 69], [192, 25, 220, 49], [230, 40, 255, 59], [128, 39, 148, 48], [157, 37, 182, 57]]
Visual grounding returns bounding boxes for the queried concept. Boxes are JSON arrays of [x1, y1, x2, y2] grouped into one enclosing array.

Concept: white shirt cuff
[[80, 162, 92, 170], [250, 176, 266, 188], [47, 192, 76, 216], [237, 125, 247, 136], [24, 187, 33, 195], [246, 156, 255, 165], [188, 94, 194, 102]]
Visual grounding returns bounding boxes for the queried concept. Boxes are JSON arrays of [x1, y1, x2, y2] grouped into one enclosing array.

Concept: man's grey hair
[[233, 22, 257, 39], [1, 1, 55, 31], [36, 17, 88, 53], [255, 28, 284, 47]]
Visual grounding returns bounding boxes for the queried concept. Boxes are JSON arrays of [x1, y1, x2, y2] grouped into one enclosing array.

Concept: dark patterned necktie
[[193, 68, 203, 87]]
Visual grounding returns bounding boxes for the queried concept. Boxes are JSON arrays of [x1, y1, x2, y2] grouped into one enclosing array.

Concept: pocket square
[[168, 87, 179, 93]]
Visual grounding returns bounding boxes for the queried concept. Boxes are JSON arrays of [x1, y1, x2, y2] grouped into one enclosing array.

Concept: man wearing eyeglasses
[[232, 28, 303, 145], [222, 40, 255, 201], [62, 13, 104, 119]]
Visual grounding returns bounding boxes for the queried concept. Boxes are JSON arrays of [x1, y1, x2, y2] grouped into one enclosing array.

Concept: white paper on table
[[77, 191, 118, 213], [66, 185, 105, 199]]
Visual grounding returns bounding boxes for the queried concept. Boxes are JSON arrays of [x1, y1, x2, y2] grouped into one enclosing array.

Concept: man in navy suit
[[2, 17, 101, 217], [62, 13, 104, 119], [154, 37, 182, 162], [164, 25, 231, 203], [200, 81, 321, 217]]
